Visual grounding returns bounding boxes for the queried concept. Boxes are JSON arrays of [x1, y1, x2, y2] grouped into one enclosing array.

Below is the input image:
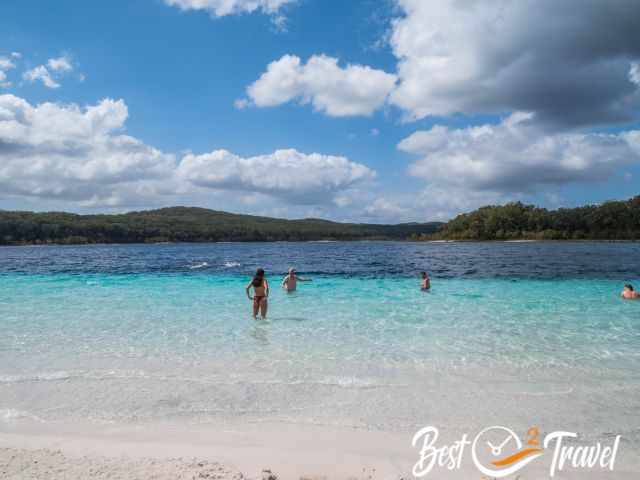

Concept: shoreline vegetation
[[417, 195, 640, 241], [0, 206, 441, 245], [1, 195, 639, 245]]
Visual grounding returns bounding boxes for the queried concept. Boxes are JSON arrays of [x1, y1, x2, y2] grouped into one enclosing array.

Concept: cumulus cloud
[[245, 54, 397, 116], [0, 57, 16, 71], [388, 0, 640, 127], [178, 148, 375, 203], [399, 112, 640, 192], [631, 62, 640, 86], [23, 65, 60, 89], [164, 0, 294, 17], [0, 56, 16, 87], [47, 56, 73, 72], [0, 95, 177, 205], [363, 197, 409, 219], [22, 56, 75, 89], [355, 186, 510, 223], [0, 94, 375, 208]]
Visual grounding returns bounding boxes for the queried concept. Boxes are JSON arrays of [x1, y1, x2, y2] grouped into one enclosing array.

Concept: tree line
[[415, 195, 640, 241], [0, 207, 441, 245], [4, 196, 639, 245]]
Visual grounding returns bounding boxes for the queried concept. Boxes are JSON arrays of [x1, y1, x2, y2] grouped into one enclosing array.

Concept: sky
[[1, 0, 639, 223]]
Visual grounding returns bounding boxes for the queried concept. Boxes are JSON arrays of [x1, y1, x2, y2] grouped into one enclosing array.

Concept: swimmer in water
[[421, 271, 430, 291], [246, 268, 269, 319], [281, 267, 312, 292], [621, 284, 640, 300]]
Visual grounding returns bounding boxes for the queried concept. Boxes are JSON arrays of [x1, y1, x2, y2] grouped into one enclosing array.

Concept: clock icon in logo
[[471, 426, 544, 478]]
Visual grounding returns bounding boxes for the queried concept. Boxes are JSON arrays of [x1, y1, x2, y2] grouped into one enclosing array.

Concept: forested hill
[[425, 195, 640, 240], [0, 207, 443, 245]]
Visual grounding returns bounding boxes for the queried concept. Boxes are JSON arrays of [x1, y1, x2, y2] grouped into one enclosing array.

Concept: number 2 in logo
[[527, 426, 540, 446]]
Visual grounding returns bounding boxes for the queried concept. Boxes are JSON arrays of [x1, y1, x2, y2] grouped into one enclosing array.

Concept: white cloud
[[22, 56, 76, 89], [355, 186, 509, 223], [388, 0, 640, 126], [246, 54, 397, 117], [631, 62, 640, 86], [0, 57, 16, 88], [364, 197, 409, 218], [241, 2, 639, 125], [178, 148, 375, 203], [270, 13, 288, 32], [163, 0, 294, 17], [47, 56, 73, 72], [0, 94, 375, 209], [10, 52, 21, 59], [399, 112, 640, 192], [370, 128, 380, 136], [23, 65, 60, 89], [233, 97, 249, 109], [0, 57, 16, 71], [0, 71, 10, 88], [0, 95, 177, 205]]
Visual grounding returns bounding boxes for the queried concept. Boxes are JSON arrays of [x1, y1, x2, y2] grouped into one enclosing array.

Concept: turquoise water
[[2, 265, 639, 445]]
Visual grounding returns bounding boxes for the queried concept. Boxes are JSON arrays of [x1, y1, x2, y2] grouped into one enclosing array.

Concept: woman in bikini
[[420, 271, 431, 291], [246, 268, 269, 319]]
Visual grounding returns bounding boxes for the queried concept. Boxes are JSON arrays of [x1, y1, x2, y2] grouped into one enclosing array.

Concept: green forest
[[418, 195, 640, 241], [0, 207, 441, 245], [3, 195, 640, 245]]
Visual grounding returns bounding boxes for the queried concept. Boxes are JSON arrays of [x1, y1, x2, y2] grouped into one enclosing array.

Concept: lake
[[1, 241, 639, 449]]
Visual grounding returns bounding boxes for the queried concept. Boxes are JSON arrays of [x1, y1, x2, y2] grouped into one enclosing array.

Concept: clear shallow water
[[1, 242, 639, 446]]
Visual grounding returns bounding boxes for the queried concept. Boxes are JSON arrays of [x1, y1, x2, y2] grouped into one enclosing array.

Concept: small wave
[[224, 261, 241, 268], [0, 371, 74, 383], [318, 376, 408, 389], [0, 369, 148, 384], [493, 386, 575, 396], [0, 408, 43, 422], [188, 262, 209, 269]]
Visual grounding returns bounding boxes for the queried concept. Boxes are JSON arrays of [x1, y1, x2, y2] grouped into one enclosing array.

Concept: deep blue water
[[1, 241, 640, 278]]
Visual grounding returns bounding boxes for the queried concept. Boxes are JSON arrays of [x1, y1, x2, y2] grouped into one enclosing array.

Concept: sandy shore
[[1, 421, 639, 479], [0, 421, 414, 479], [0, 448, 245, 480]]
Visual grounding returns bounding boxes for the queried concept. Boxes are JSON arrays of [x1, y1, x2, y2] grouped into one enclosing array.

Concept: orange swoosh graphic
[[491, 447, 543, 467]]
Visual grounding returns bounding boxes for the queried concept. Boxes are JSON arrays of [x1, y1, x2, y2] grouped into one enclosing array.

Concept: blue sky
[[1, 0, 639, 222]]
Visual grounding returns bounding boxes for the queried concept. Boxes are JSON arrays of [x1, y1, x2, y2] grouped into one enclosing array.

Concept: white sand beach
[[0, 421, 412, 479], [2, 420, 639, 479]]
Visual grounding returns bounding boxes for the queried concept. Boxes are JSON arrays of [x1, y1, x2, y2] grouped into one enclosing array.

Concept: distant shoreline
[[2, 238, 640, 247], [0, 207, 442, 245], [3, 194, 640, 244]]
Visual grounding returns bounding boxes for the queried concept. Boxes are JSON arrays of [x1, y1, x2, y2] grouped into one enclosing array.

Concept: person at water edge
[[281, 267, 312, 292], [421, 271, 430, 291], [246, 268, 269, 318], [621, 284, 640, 299]]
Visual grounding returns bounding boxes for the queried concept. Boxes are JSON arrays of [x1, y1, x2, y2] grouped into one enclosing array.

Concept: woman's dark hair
[[252, 268, 265, 287], [421, 271, 427, 278], [625, 283, 634, 291]]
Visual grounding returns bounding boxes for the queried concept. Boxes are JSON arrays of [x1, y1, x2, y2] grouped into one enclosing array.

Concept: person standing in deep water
[[421, 271, 431, 291], [246, 268, 269, 319], [621, 284, 640, 299], [281, 267, 312, 292]]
